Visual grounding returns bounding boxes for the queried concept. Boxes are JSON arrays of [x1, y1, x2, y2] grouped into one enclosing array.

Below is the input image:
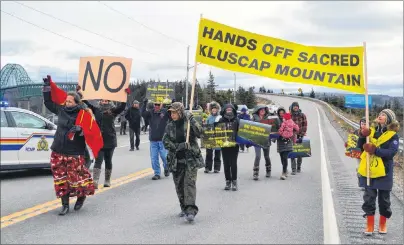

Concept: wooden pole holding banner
[[363, 41, 370, 186], [186, 14, 203, 144]]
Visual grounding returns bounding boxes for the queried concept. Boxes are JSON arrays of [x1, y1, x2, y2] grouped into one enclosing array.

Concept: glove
[[363, 143, 376, 154], [360, 127, 370, 137], [125, 87, 131, 94], [177, 142, 190, 151], [43, 75, 51, 86]]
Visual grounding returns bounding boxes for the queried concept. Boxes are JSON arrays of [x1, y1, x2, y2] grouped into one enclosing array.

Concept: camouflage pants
[[173, 159, 199, 216]]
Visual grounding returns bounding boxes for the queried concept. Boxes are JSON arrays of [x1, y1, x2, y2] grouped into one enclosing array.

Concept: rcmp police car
[[0, 101, 57, 171]]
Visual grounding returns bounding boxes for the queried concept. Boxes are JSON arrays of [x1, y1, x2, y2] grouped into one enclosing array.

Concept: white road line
[[317, 107, 341, 244]]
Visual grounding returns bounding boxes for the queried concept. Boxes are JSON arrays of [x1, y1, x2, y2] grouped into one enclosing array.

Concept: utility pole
[[186, 45, 190, 108], [233, 73, 236, 103]]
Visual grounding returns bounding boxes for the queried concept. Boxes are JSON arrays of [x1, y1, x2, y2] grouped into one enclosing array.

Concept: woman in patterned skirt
[[42, 76, 96, 216]]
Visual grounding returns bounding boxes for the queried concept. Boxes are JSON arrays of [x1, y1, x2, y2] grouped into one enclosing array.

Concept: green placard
[[237, 119, 272, 148]]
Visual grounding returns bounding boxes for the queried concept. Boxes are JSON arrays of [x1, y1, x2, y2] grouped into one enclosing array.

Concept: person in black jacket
[[141, 98, 151, 134], [218, 104, 240, 191], [42, 77, 95, 216], [126, 100, 142, 151], [82, 98, 127, 189]]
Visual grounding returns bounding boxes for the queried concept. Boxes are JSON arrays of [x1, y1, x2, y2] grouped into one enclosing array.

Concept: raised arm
[[112, 102, 127, 116], [42, 77, 60, 115]]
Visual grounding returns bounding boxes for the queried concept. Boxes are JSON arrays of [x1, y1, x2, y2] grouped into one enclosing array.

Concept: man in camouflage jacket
[[163, 102, 204, 223]]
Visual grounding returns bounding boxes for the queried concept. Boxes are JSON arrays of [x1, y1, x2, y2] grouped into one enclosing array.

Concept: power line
[[13, 1, 160, 57], [1, 10, 117, 56], [98, 1, 190, 47]]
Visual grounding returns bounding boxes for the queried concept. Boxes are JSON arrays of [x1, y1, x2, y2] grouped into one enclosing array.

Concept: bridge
[[0, 63, 76, 106]]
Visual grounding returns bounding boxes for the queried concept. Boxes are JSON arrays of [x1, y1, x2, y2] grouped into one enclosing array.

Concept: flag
[[49, 79, 68, 105], [76, 109, 104, 158]]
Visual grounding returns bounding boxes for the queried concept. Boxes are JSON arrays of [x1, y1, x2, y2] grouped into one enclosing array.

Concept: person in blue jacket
[[238, 107, 251, 153], [357, 109, 400, 235]]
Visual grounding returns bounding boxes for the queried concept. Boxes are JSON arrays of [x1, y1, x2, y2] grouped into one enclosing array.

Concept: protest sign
[[146, 81, 175, 103], [187, 110, 203, 125], [195, 18, 365, 94], [344, 94, 372, 109], [345, 133, 361, 159], [202, 122, 237, 148], [288, 138, 312, 158], [78, 56, 132, 102], [238, 119, 272, 148]]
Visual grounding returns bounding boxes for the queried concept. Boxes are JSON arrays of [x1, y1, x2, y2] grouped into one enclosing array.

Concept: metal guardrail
[[256, 93, 403, 151]]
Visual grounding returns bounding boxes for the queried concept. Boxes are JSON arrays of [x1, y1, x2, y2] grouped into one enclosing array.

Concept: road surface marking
[[317, 107, 341, 244], [1, 168, 154, 229]]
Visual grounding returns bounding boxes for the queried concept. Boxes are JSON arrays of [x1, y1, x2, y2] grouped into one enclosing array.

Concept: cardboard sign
[[288, 138, 311, 158], [78, 56, 132, 102], [202, 122, 237, 148], [187, 110, 203, 125], [237, 119, 272, 148], [146, 82, 175, 103]]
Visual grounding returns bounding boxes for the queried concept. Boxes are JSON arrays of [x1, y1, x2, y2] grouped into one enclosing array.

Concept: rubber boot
[[224, 180, 231, 191], [104, 169, 112, 187], [378, 215, 387, 234], [231, 180, 238, 191], [74, 196, 86, 211], [59, 195, 69, 216], [92, 168, 101, 189], [364, 215, 375, 235]]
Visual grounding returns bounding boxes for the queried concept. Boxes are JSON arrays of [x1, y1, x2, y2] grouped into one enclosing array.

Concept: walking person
[[42, 76, 100, 215], [238, 107, 251, 153], [219, 104, 240, 191], [163, 102, 204, 222], [82, 97, 127, 189], [148, 101, 170, 180], [273, 107, 294, 180], [357, 109, 400, 235], [141, 98, 151, 134], [251, 105, 272, 180], [204, 101, 222, 174], [119, 111, 127, 135], [126, 100, 142, 151], [289, 102, 308, 174]]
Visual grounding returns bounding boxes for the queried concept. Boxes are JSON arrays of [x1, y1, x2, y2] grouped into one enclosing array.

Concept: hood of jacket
[[221, 104, 237, 118], [277, 106, 286, 117], [209, 101, 221, 115], [252, 104, 269, 119]]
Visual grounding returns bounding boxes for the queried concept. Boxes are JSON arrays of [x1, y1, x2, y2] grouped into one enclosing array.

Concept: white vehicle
[[0, 101, 57, 171], [267, 104, 279, 115]]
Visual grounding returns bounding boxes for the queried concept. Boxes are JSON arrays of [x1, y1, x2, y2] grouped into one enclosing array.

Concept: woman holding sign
[[251, 105, 272, 180], [356, 109, 400, 235], [218, 104, 240, 191]]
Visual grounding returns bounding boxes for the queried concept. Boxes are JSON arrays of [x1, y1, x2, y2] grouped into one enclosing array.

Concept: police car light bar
[[0, 101, 9, 107]]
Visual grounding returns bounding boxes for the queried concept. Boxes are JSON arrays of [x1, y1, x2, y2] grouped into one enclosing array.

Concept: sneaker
[[253, 174, 259, 181], [265, 171, 271, 178], [291, 169, 297, 175], [129, 148, 134, 151], [297, 168, 301, 173], [280, 173, 286, 180], [164, 169, 170, 177], [152, 175, 160, 180], [204, 169, 210, 173], [178, 211, 186, 217], [214, 170, 219, 173], [231, 180, 238, 191], [224, 180, 231, 190], [136, 146, 139, 150]]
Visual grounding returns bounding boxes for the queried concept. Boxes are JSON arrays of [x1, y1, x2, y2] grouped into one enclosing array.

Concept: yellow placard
[[195, 18, 365, 94]]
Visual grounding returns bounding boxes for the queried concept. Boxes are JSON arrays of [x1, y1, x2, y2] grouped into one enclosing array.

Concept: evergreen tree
[[309, 88, 315, 98], [206, 71, 217, 102]]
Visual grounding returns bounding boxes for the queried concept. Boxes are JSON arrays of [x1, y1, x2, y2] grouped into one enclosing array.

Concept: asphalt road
[[1, 96, 403, 244]]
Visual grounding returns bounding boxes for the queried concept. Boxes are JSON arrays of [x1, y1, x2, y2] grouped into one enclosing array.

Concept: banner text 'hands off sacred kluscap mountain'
[[195, 18, 365, 94]]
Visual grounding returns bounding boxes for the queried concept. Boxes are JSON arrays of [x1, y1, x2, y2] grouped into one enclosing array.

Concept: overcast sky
[[1, 1, 403, 96]]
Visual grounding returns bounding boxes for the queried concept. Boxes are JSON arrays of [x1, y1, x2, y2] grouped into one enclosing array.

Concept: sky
[[1, 1, 403, 96]]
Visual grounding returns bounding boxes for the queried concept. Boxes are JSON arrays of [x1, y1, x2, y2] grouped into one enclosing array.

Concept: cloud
[[1, 1, 402, 97]]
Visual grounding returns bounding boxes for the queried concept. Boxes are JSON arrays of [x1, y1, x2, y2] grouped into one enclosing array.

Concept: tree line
[[128, 71, 258, 109]]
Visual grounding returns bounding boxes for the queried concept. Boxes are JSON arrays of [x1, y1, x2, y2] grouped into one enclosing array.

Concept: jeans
[[94, 148, 115, 170], [129, 127, 140, 149], [253, 147, 271, 173], [150, 141, 168, 176]]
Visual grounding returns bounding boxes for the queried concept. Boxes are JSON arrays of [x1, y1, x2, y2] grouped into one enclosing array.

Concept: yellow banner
[[195, 18, 365, 94]]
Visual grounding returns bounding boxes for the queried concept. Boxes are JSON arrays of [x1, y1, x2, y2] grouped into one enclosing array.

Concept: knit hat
[[283, 112, 291, 120], [67, 91, 81, 104], [132, 100, 139, 105], [380, 109, 396, 125], [241, 107, 247, 112], [291, 102, 299, 110], [168, 102, 185, 118]]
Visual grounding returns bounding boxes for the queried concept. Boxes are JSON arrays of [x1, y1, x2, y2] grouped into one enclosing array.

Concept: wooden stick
[[363, 41, 370, 186], [186, 14, 203, 143]]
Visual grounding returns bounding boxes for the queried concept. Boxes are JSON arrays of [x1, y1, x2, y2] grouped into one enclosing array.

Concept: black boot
[[59, 195, 69, 216], [74, 196, 86, 211], [224, 180, 231, 191]]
